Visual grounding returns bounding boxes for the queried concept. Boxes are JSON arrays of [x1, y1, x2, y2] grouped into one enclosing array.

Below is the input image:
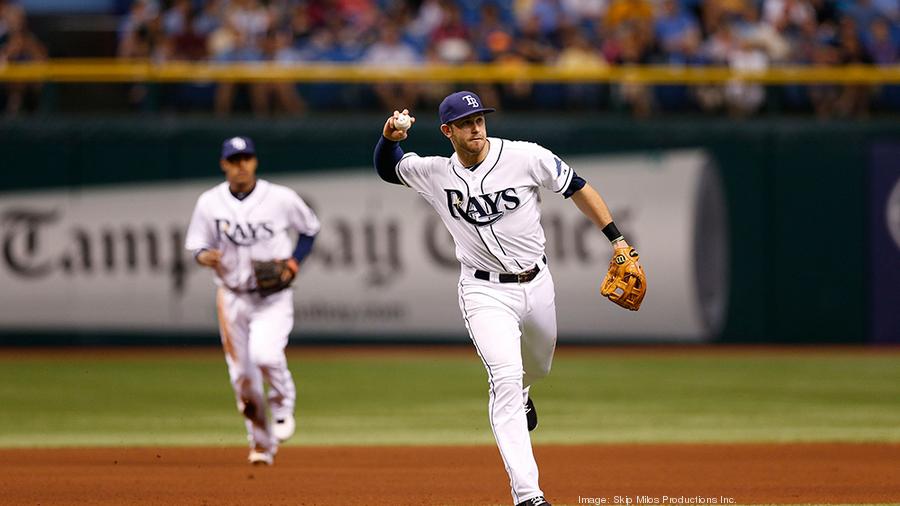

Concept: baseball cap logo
[[462, 95, 479, 108], [230, 137, 247, 150]]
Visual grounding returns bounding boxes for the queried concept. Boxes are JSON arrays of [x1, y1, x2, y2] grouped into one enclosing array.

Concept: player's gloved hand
[[252, 259, 299, 297], [382, 109, 415, 142], [600, 243, 646, 311]]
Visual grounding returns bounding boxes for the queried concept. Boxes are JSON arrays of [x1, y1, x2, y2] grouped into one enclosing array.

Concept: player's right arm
[[185, 193, 223, 270], [374, 109, 415, 185], [374, 109, 440, 196], [195, 249, 222, 269]]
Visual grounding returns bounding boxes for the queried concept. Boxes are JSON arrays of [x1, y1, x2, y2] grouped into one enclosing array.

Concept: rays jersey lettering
[[395, 138, 574, 273], [185, 179, 320, 290], [214, 218, 276, 245], [445, 188, 521, 226]]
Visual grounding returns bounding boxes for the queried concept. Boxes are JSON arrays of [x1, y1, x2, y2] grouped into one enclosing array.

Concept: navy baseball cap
[[439, 91, 495, 125], [221, 136, 256, 159]]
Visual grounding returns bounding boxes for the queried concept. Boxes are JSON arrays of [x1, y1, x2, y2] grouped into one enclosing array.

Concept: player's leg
[[520, 269, 559, 433], [521, 269, 558, 390], [248, 289, 296, 442], [458, 279, 544, 505], [216, 288, 276, 461]]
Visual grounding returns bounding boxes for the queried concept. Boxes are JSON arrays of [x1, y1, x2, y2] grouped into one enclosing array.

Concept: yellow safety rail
[[1, 59, 900, 84]]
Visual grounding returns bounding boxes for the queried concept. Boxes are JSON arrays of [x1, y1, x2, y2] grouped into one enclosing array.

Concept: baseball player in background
[[185, 136, 320, 466], [373, 92, 646, 506]]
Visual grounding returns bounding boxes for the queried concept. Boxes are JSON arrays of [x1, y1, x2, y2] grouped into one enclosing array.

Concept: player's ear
[[219, 159, 228, 173], [440, 124, 452, 139]]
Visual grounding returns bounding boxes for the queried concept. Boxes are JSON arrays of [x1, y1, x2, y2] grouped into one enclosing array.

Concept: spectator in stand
[[531, 0, 569, 41], [604, 0, 653, 48], [655, 0, 702, 60], [409, 0, 445, 47], [866, 16, 898, 64], [162, 0, 191, 36], [117, 1, 166, 108], [701, 0, 750, 35], [559, 0, 607, 33], [839, 0, 880, 35], [0, 3, 46, 115], [469, 4, 522, 110], [834, 16, 873, 116], [118, 0, 158, 45], [517, 12, 558, 63], [693, 16, 738, 112], [167, 7, 208, 60], [283, 1, 314, 48], [808, 39, 842, 117], [255, 29, 306, 115], [870, 0, 898, 23], [472, 3, 515, 62], [556, 25, 606, 109], [193, 0, 224, 37], [0, 0, 12, 46], [763, 0, 817, 38], [227, 0, 270, 54], [430, 1, 471, 63], [212, 0, 271, 116], [607, 24, 654, 116], [362, 22, 422, 110], [724, 37, 769, 116]]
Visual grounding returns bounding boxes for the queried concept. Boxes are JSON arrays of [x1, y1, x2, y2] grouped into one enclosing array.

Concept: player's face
[[221, 153, 258, 189], [444, 114, 488, 157]]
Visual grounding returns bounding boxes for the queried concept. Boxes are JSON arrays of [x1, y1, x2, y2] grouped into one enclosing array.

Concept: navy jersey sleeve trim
[[562, 172, 587, 199], [374, 136, 404, 185], [554, 163, 575, 194], [292, 234, 316, 263]]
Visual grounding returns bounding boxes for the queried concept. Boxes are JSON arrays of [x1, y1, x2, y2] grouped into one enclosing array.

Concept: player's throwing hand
[[196, 249, 222, 269], [383, 109, 415, 141]]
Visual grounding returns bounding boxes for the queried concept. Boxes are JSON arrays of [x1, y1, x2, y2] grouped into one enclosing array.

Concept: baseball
[[394, 113, 411, 131]]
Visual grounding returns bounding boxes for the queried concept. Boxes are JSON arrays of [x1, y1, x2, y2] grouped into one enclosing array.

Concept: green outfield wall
[[1, 115, 895, 344]]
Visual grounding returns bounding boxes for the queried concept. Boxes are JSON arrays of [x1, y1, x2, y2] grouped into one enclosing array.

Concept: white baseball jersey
[[185, 177, 320, 461], [185, 179, 321, 291], [395, 137, 573, 274]]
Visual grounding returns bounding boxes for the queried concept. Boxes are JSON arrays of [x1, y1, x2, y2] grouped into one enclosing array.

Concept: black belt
[[474, 256, 546, 284]]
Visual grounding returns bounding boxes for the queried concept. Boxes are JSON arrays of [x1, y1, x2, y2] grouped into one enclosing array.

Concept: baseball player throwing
[[373, 92, 646, 506], [185, 136, 320, 466]]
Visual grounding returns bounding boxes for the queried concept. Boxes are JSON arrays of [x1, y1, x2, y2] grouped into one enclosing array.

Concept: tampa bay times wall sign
[[0, 151, 725, 342]]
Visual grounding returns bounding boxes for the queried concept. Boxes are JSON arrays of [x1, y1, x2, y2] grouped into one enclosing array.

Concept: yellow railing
[[2, 59, 900, 84]]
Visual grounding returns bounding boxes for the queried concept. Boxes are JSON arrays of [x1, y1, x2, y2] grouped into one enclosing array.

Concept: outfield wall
[[1, 116, 897, 344]]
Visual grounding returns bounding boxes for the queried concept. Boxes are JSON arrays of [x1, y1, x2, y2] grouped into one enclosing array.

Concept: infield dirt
[[1, 443, 897, 505]]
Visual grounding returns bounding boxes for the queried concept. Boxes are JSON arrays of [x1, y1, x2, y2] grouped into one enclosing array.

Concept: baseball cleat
[[273, 415, 296, 442], [248, 448, 274, 466], [525, 397, 538, 431], [516, 496, 551, 506]]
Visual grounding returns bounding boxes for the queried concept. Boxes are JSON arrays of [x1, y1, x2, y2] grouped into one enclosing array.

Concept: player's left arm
[[285, 191, 321, 279], [570, 182, 647, 311], [569, 183, 630, 249], [532, 148, 631, 248]]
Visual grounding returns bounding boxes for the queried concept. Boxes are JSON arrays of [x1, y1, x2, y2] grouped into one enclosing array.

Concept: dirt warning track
[[1, 443, 897, 505]]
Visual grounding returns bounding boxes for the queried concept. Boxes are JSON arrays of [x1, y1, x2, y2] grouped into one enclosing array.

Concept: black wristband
[[602, 222, 624, 243]]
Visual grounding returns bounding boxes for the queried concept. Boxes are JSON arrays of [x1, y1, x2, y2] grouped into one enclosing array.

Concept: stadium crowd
[[3, 0, 900, 116]]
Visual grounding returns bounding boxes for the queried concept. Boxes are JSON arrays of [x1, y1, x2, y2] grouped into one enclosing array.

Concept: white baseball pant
[[458, 266, 558, 505], [216, 287, 296, 454]]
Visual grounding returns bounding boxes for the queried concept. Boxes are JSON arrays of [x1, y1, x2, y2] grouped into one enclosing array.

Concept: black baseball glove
[[252, 259, 298, 297]]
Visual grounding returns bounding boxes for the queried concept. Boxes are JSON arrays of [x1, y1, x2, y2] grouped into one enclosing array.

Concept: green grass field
[[0, 347, 898, 448]]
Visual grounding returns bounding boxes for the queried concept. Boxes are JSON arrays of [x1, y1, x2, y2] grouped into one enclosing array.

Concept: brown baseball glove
[[600, 246, 646, 311], [252, 259, 298, 297]]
